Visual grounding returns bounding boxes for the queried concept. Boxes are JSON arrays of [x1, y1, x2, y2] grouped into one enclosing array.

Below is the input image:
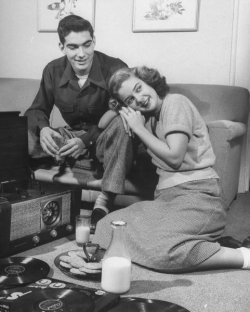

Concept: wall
[[0, 0, 249, 191], [0, 0, 249, 89]]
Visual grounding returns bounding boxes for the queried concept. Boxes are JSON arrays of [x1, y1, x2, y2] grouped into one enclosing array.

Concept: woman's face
[[118, 76, 161, 114]]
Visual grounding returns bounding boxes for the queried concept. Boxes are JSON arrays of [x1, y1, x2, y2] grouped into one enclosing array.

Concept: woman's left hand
[[120, 107, 145, 132]]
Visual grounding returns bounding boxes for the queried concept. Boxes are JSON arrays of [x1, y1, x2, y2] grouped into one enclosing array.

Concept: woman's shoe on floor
[[217, 236, 242, 248], [242, 236, 250, 248]]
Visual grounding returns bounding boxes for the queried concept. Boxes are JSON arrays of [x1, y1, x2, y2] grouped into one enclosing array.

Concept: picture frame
[[37, 0, 95, 32], [132, 0, 199, 32]]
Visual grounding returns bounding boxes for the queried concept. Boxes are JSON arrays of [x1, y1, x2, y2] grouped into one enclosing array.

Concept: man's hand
[[59, 137, 88, 159], [40, 127, 63, 157]]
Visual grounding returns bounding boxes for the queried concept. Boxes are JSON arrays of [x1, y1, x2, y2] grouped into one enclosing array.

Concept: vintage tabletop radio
[[0, 112, 81, 257]]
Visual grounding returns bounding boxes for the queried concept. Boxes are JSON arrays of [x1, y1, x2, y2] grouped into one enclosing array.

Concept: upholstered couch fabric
[[0, 78, 249, 207]]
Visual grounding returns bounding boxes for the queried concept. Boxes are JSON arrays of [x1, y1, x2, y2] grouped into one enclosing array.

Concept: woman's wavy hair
[[108, 66, 169, 111]]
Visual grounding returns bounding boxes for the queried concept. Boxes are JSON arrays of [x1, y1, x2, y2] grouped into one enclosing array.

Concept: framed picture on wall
[[37, 0, 95, 32], [132, 0, 199, 32]]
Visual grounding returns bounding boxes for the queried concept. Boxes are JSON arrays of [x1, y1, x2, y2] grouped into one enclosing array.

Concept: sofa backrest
[[0, 77, 66, 127], [0, 78, 40, 115], [1, 78, 248, 126], [169, 83, 249, 124]]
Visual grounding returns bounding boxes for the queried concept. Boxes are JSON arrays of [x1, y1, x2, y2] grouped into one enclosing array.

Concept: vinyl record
[[3, 288, 94, 312], [109, 297, 190, 312], [0, 257, 50, 287]]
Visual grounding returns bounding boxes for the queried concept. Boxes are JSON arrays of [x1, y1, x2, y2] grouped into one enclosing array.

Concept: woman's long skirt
[[92, 179, 227, 273]]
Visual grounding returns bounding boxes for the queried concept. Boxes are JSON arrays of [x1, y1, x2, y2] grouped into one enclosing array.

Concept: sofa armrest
[[207, 120, 246, 207], [207, 120, 246, 141]]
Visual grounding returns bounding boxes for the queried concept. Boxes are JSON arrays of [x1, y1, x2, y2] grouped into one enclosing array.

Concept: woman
[[92, 66, 250, 272]]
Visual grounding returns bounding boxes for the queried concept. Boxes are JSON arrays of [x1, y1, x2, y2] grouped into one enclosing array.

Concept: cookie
[[59, 255, 72, 263], [80, 261, 102, 270], [79, 266, 101, 274], [68, 250, 89, 259], [70, 268, 87, 276], [59, 261, 72, 269], [68, 255, 86, 268]]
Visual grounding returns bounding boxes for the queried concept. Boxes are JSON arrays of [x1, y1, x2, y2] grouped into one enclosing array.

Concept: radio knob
[[66, 224, 73, 232], [50, 230, 58, 238], [32, 235, 40, 244]]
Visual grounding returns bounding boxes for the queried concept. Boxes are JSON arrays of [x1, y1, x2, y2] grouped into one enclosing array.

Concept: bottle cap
[[111, 220, 127, 227]]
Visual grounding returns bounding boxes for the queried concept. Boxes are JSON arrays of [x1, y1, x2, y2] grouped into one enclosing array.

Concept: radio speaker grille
[[10, 191, 71, 241], [10, 199, 41, 240]]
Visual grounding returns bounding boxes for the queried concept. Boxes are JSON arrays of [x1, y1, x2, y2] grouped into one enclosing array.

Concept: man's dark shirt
[[24, 51, 127, 147]]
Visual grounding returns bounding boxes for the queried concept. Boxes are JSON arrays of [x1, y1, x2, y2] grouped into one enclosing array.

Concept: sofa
[[0, 77, 249, 209]]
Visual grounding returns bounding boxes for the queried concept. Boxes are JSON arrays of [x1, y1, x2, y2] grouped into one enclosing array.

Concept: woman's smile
[[119, 77, 160, 114]]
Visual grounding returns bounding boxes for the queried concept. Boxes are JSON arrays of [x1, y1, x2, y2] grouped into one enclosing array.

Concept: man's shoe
[[90, 208, 107, 234]]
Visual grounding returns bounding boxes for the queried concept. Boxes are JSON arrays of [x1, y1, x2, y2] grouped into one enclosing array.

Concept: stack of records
[[0, 257, 190, 311]]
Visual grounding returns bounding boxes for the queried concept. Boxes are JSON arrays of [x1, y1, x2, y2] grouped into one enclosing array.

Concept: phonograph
[[0, 111, 80, 257]]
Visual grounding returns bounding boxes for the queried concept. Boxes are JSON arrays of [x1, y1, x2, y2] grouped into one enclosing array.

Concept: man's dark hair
[[57, 15, 94, 44]]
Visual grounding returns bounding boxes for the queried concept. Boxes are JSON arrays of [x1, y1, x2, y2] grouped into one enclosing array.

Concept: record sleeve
[[0, 288, 94, 312]]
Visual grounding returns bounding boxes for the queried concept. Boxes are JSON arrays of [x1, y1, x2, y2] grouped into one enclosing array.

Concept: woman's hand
[[120, 106, 145, 133], [120, 107, 188, 170], [120, 113, 134, 137]]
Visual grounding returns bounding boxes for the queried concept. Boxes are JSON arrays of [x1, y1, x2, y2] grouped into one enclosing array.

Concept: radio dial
[[42, 200, 60, 226], [50, 230, 58, 238], [32, 235, 40, 244], [66, 224, 73, 232]]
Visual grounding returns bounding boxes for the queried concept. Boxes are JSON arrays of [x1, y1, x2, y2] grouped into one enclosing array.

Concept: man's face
[[60, 30, 95, 75]]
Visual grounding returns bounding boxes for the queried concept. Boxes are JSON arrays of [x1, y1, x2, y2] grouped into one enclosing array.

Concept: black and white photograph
[[0, 1, 249, 311]]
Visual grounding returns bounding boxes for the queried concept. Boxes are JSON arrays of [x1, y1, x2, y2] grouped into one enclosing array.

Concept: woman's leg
[[196, 246, 250, 271]]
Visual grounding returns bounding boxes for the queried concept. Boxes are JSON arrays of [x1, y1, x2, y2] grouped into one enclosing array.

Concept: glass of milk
[[75, 214, 91, 246], [101, 220, 131, 294]]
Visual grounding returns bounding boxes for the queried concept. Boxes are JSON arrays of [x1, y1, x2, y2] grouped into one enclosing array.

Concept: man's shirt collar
[[59, 59, 76, 87], [88, 54, 107, 90], [59, 53, 107, 90]]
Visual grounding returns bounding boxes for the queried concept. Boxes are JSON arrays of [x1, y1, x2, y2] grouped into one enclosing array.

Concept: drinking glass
[[75, 214, 91, 245]]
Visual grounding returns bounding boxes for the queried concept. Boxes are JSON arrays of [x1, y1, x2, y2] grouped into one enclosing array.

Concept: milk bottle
[[101, 221, 131, 294]]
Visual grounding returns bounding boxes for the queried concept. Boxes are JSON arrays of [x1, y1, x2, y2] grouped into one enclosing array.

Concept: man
[[24, 15, 133, 230]]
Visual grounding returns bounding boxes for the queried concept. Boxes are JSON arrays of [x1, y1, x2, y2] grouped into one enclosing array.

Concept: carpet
[[15, 192, 250, 312]]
